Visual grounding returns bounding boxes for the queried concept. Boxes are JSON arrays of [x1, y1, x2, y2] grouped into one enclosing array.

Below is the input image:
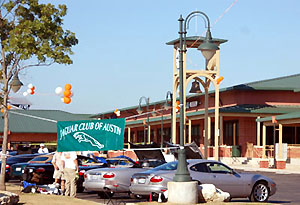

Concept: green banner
[[57, 118, 125, 152]]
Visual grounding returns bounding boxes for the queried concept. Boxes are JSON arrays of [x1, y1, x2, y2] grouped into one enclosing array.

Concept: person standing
[[38, 143, 49, 154], [52, 152, 65, 195], [61, 152, 78, 197]]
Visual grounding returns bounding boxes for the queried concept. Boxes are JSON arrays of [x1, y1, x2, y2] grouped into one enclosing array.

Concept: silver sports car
[[129, 159, 277, 202], [83, 150, 166, 198]]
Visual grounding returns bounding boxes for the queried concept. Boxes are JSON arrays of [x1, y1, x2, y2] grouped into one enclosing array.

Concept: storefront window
[[223, 121, 239, 146]]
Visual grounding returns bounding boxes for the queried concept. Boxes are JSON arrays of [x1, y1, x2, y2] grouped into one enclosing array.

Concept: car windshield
[[29, 157, 49, 162], [150, 161, 181, 171], [7, 156, 33, 163], [78, 157, 96, 165], [107, 158, 134, 167]]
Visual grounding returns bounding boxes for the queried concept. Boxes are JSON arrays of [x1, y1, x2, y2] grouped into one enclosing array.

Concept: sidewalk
[[227, 163, 300, 175]]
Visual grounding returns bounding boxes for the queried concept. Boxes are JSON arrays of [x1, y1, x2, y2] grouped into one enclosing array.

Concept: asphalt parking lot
[[76, 170, 300, 204], [247, 171, 300, 204]]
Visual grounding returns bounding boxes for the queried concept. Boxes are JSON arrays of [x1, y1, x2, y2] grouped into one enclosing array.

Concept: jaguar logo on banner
[[57, 118, 125, 152], [73, 132, 104, 149]]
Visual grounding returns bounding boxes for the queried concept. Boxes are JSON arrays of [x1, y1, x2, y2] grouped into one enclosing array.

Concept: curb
[[229, 165, 300, 175]]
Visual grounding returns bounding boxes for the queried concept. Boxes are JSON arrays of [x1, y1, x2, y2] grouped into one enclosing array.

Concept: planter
[[259, 159, 269, 168], [276, 160, 286, 169], [232, 145, 241, 157]]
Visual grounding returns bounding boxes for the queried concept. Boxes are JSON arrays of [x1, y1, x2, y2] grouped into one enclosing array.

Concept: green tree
[[0, 0, 78, 190]]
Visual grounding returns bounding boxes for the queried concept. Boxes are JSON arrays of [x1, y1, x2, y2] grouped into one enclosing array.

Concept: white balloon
[[23, 92, 28, 97], [27, 88, 33, 94], [28, 83, 33, 89], [61, 97, 64, 103], [70, 92, 74, 97], [55, 87, 63, 95]]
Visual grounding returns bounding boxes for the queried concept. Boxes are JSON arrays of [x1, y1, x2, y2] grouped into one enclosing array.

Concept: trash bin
[[232, 145, 241, 157]]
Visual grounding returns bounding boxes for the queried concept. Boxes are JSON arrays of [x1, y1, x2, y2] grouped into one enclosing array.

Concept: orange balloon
[[65, 84, 72, 90], [64, 90, 71, 97], [31, 91, 35, 95], [7, 105, 11, 110], [1, 108, 3, 113], [31, 86, 35, 91], [64, 97, 71, 104]]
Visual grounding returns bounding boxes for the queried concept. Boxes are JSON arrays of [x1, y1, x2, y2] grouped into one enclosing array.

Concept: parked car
[[22, 154, 106, 192], [129, 159, 277, 202], [106, 156, 138, 168], [0, 149, 17, 157], [83, 150, 166, 198], [1, 153, 43, 181], [10, 153, 53, 180]]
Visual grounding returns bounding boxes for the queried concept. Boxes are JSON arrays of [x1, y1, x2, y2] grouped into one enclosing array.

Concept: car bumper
[[83, 181, 106, 192], [269, 184, 277, 196], [84, 180, 130, 193], [130, 184, 166, 195]]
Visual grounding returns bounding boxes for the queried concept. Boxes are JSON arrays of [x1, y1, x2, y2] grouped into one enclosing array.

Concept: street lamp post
[[160, 91, 173, 148], [164, 91, 173, 144], [173, 11, 219, 182], [137, 96, 150, 145], [160, 108, 164, 148]]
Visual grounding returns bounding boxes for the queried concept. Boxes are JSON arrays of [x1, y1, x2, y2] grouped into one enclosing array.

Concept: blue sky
[[12, 0, 300, 114]]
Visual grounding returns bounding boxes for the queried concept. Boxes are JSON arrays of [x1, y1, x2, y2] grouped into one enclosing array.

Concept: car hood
[[167, 141, 203, 159], [11, 162, 29, 167], [237, 171, 274, 182], [26, 163, 52, 167], [134, 149, 165, 161]]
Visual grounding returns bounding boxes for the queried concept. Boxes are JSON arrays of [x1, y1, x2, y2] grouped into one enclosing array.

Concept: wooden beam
[[220, 115, 223, 145], [279, 124, 283, 159], [262, 124, 266, 159], [208, 117, 211, 145], [127, 127, 131, 149], [257, 116, 261, 146], [188, 119, 192, 144], [233, 122, 236, 146]]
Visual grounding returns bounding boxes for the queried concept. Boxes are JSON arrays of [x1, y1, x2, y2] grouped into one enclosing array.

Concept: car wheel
[[97, 191, 114, 199], [129, 192, 137, 199], [77, 186, 84, 193], [250, 181, 269, 202]]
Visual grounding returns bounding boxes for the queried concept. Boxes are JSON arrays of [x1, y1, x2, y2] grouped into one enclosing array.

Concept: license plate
[[105, 180, 117, 185], [91, 175, 101, 180], [138, 178, 146, 184], [16, 168, 21, 171]]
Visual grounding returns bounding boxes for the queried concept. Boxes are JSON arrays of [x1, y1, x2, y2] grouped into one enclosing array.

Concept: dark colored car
[[10, 153, 54, 180], [22, 155, 106, 192], [0, 149, 18, 157], [0, 153, 43, 181]]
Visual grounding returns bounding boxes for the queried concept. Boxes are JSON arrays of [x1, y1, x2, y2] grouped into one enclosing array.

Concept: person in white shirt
[[52, 152, 65, 194], [38, 144, 49, 154], [61, 152, 78, 197]]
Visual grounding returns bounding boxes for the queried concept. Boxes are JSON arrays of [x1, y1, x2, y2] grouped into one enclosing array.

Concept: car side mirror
[[230, 169, 236, 175]]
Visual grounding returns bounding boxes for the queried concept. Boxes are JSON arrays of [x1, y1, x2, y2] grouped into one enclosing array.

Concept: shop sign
[[57, 118, 125, 152]]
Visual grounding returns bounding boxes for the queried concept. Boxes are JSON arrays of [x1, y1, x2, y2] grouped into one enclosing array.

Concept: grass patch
[[5, 183, 99, 205]]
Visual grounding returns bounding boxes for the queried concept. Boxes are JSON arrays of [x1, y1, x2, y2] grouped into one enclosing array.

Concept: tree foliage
[[0, 0, 78, 75], [0, 0, 78, 191]]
